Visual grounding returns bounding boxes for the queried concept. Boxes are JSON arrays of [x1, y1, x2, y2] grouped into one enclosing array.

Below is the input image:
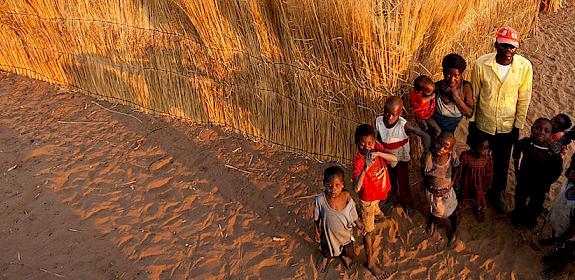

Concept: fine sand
[[1, 5, 575, 280]]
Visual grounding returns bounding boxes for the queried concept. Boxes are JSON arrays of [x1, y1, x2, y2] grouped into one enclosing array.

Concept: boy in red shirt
[[353, 124, 397, 280], [411, 75, 441, 139]]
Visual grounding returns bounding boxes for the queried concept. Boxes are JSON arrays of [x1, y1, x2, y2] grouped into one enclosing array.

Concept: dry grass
[[0, 0, 543, 162]]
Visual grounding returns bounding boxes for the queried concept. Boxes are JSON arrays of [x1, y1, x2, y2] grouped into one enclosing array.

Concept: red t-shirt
[[410, 90, 436, 120], [352, 143, 392, 202]]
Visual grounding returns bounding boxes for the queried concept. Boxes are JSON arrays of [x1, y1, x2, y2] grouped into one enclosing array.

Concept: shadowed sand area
[[1, 4, 575, 280]]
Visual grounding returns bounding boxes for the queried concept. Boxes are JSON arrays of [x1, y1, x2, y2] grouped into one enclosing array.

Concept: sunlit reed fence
[[0, 0, 543, 163]]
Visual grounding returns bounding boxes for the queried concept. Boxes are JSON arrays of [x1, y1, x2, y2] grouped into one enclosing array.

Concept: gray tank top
[[436, 82, 464, 118]]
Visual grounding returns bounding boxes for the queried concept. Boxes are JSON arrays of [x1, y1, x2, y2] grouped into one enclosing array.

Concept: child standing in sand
[[511, 118, 563, 229], [410, 75, 441, 139], [352, 124, 397, 279], [456, 135, 493, 222], [376, 96, 432, 214], [314, 166, 362, 273], [424, 132, 459, 247]]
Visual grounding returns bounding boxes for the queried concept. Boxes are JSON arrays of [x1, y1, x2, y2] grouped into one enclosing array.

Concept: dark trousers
[[389, 161, 413, 207], [468, 122, 518, 193], [513, 182, 549, 227]]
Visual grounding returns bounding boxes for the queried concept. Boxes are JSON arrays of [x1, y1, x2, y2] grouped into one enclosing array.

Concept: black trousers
[[513, 182, 549, 227], [468, 122, 518, 193]]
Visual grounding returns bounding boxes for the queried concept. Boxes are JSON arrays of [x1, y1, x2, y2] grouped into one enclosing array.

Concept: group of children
[[312, 56, 575, 278]]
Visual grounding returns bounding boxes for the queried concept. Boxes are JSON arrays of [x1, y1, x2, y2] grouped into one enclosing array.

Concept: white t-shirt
[[497, 63, 512, 81]]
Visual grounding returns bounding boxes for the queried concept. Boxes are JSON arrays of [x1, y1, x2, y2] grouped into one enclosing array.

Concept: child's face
[[530, 120, 553, 145], [434, 136, 454, 158], [383, 103, 402, 126], [357, 135, 375, 155], [443, 68, 462, 87], [474, 140, 490, 157], [417, 83, 435, 97], [551, 115, 566, 133], [324, 175, 344, 198]]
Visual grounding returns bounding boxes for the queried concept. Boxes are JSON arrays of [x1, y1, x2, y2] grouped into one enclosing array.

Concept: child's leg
[[525, 188, 547, 229], [511, 182, 528, 224], [317, 239, 332, 272], [340, 241, 355, 270], [426, 118, 441, 139], [395, 161, 413, 209], [426, 215, 436, 235], [360, 200, 388, 279]]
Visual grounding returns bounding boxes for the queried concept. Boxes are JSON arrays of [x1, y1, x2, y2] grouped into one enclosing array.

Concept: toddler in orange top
[[411, 75, 441, 139]]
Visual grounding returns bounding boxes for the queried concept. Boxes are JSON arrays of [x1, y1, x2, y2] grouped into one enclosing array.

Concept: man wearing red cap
[[469, 27, 533, 215]]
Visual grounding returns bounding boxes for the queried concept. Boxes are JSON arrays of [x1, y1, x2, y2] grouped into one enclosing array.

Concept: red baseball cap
[[496, 27, 520, 47]]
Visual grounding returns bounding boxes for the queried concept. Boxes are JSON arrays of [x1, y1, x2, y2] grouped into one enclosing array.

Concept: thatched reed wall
[[0, 0, 541, 163]]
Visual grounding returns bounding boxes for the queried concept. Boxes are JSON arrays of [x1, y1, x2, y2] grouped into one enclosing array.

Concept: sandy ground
[[1, 4, 575, 280]]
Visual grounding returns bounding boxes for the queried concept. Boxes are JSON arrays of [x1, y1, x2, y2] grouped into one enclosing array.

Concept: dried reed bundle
[[0, 0, 543, 163]]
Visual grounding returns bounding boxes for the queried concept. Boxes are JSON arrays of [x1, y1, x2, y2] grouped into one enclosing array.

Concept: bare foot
[[425, 220, 435, 235], [341, 255, 354, 271], [316, 255, 330, 273], [368, 263, 390, 280]]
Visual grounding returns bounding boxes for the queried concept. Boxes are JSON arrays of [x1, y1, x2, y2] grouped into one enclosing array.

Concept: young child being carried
[[511, 118, 563, 229], [549, 113, 573, 157], [538, 154, 575, 279], [352, 124, 398, 280], [423, 132, 459, 247], [455, 135, 493, 222], [376, 96, 432, 214], [314, 166, 362, 273], [410, 75, 441, 139]]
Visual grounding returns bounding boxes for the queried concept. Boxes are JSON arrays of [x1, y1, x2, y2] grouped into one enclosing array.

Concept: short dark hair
[[534, 117, 553, 127], [554, 113, 573, 131], [437, 131, 455, 143], [354, 124, 376, 144], [323, 166, 345, 183], [442, 53, 467, 73], [469, 134, 489, 151], [413, 75, 434, 91]]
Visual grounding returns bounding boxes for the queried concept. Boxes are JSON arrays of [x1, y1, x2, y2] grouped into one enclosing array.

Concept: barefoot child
[[376, 96, 432, 214], [456, 135, 493, 222], [511, 118, 563, 229], [314, 166, 362, 273], [550, 113, 573, 157], [410, 75, 441, 138], [424, 132, 459, 247], [352, 124, 398, 279]]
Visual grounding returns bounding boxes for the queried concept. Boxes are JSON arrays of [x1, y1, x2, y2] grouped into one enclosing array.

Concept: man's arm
[[514, 62, 533, 129]]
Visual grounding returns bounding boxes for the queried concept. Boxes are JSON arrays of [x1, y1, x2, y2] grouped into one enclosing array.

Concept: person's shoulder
[[513, 54, 533, 68], [314, 192, 325, 203], [475, 53, 496, 65]]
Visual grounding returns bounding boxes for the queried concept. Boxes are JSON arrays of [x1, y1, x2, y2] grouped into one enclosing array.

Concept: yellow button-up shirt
[[470, 53, 533, 135]]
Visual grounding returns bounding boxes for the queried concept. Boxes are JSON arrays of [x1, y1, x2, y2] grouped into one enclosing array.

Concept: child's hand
[[364, 151, 375, 170], [315, 231, 321, 244], [424, 153, 433, 172], [355, 220, 364, 232]]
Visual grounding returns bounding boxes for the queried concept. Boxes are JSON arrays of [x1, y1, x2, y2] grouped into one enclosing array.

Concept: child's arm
[[313, 198, 321, 243], [405, 124, 433, 171], [371, 151, 398, 164]]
